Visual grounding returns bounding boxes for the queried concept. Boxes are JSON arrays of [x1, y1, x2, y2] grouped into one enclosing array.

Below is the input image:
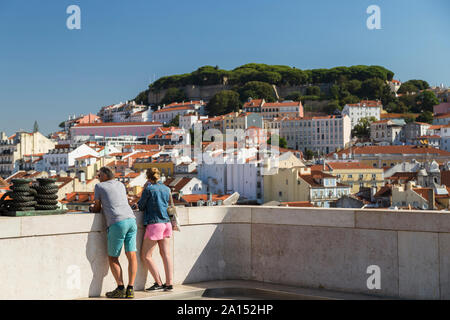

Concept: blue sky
[[0, 0, 449, 135]]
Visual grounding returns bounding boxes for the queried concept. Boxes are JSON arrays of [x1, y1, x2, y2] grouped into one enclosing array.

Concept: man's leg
[[107, 222, 126, 288], [124, 219, 138, 287], [108, 256, 124, 286], [125, 251, 137, 286]]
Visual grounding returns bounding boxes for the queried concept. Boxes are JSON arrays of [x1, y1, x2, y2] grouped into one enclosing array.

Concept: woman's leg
[[140, 237, 163, 285], [158, 238, 173, 286]]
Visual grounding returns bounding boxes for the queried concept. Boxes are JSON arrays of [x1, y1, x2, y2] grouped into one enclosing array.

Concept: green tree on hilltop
[[415, 91, 439, 112], [160, 88, 188, 105], [415, 111, 433, 124], [306, 86, 321, 96], [359, 78, 386, 100], [206, 90, 242, 116], [164, 114, 180, 127], [133, 89, 150, 105], [238, 81, 276, 102], [398, 80, 430, 94]]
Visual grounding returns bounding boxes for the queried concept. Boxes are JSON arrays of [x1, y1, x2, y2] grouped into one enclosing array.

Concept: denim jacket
[[138, 181, 171, 225]]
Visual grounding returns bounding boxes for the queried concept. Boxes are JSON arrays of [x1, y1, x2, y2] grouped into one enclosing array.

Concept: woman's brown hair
[[146, 168, 161, 183]]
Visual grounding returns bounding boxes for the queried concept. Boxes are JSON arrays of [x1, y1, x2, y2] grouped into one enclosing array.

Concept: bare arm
[[89, 199, 102, 213]]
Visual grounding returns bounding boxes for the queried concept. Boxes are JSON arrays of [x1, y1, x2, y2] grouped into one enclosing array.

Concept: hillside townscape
[[1, 63, 450, 211]]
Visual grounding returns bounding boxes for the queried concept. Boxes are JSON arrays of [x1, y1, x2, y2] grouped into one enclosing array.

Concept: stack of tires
[[6, 179, 37, 212], [33, 178, 59, 211]]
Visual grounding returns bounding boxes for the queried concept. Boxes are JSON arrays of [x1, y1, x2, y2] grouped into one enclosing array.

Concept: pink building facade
[[70, 122, 162, 139]]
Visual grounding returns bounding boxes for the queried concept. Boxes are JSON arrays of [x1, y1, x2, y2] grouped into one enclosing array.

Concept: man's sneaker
[[145, 283, 165, 291], [164, 284, 173, 291], [125, 287, 134, 299], [106, 287, 126, 299]]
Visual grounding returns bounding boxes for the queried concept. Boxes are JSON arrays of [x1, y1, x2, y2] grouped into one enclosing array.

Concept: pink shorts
[[144, 222, 172, 241]]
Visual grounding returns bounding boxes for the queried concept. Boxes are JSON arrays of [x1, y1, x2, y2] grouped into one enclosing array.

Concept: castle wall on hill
[[148, 83, 333, 105]]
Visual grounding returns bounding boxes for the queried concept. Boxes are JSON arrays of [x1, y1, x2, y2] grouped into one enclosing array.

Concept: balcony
[[0, 206, 449, 300]]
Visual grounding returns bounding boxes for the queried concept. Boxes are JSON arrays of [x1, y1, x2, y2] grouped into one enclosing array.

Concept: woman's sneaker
[[145, 283, 165, 291], [164, 284, 173, 291]]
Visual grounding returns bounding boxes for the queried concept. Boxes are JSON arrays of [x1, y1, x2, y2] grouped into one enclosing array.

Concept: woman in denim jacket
[[138, 168, 173, 291]]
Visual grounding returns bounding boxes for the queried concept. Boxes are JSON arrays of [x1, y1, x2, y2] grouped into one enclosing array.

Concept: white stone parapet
[[1, 207, 450, 299]]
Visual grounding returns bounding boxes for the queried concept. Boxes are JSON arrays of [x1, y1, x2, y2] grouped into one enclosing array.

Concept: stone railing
[[1, 206, 450, 299]]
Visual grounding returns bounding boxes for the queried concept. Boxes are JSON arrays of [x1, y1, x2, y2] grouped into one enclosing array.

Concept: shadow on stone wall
[[180, 223, 252, 284], [86, 214, 109, 297], [85, 214, 149, 297]]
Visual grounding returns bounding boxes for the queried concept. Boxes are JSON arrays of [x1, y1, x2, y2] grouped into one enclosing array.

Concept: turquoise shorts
[[107, 218, 137, 257]]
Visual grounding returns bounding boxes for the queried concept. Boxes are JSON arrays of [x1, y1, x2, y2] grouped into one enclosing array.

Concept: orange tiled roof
[[346, 100, 382, 107], [73, 122, 162, 127], [428, 125, 444, 130], [435, 112, 450, 119], [63, 192, 95, 203], [263, 101, 302, 108], [442, 171, 450, 188], [153, 106, 195, 114], [128, 152, 159, 159], [413, 188, 432, 202], [381, 113, 419, 119], [243, 99, 264, 108], [371, 120, 391, 124], [374, 185, 392, 198], [164, 177, 192, 193], [124, 172, 140, 179], [311, 162, 374, 171], [281, 201, 315, 207], [164, 101, 204, 108], [76, 155, 100, 160], [123, 144, 161, 151], [109, 152, 132, 157], [181, 194, 230, 203], [330, 145, 450, 157], [416, 135, 441, 139]]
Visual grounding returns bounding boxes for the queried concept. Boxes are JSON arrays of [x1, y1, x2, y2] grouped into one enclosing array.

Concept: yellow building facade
[[133, 160, 174, 178], [312, 162, 384, 194]]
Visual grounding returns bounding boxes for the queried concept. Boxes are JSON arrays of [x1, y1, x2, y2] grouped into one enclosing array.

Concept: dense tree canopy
[[397, 80, 430, 94], [149, 64, 395, 91], [133, 89, 150, 105], [160, 88, 188, 106], [206, 90, 242, 116], [164, 114, 180, 127], [238, 81, 276, 102], [415, 91, 439, 112], [415, 111, 434, 124], [142, 63, 437, 117], [352, 117, 378, 138]]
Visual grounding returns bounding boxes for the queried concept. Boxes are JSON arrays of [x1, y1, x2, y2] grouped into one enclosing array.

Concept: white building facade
[[197, 147, 264, 204], [267, 115, 351, 154], [341, 100, 382, 129], [43, 144, 99, 173], [370, 120, 404, 145]]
